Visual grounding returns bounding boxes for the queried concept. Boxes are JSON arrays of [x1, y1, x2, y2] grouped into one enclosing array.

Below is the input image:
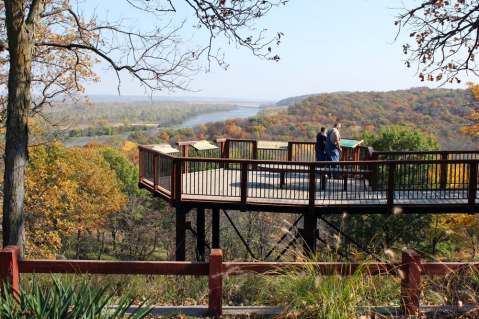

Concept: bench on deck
[[257, 163, 373, 191]]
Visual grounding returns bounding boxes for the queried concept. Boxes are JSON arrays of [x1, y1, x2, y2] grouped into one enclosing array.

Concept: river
[[64, 105, 262, 147]]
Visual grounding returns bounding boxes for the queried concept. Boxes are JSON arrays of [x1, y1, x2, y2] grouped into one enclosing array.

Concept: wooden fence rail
[[2, 246, 479, 317]]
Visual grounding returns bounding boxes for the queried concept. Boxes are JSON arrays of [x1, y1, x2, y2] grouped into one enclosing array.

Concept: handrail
[[139, 143, 479, 214]]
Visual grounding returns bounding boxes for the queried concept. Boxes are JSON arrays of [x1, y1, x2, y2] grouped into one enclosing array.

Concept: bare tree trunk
[[2, 1, 35, 254]]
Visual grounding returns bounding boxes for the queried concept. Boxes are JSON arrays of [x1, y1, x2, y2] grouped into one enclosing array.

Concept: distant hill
[[132, 87, 478, 149]]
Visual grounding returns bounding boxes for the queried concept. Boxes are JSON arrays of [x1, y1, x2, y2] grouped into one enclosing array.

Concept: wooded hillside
[[133, 88, 477, 149]]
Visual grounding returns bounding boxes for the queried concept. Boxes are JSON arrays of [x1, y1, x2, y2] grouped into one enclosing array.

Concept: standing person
[[316, 127, 327, 161], [326, 122, 342, 162]]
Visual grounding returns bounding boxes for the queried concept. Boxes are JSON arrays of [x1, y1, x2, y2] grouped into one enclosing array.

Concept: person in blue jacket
[[315, 127, 327, 161]]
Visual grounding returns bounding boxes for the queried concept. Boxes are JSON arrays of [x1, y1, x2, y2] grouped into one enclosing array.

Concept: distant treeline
[[130, 88, 478, 149], [66, 124, 156, 138], [45, 101, 236, 135]]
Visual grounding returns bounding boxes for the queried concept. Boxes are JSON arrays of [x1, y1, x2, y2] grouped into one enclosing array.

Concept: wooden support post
[[212, 208, 220, 249], [252, 140, 258, 170], [240, 162, 248, 206], [197, 208, 206, 261], [0, 246, 20, 298], [440, 152, 448, 190], [182, 145, 189, 174], [173, 158, 182, 202], [469, 161, 478, 209], [138, 148, 144, 182], [153, 154, 159, 189], [309, 163, 316, 207], [175, 208, 187, 261], [400, 249, 422, 316], [370, 151, 379, 191], [208, 249, 223, 318], [302, 212, 317, 256], [387, 162, 396, 213]]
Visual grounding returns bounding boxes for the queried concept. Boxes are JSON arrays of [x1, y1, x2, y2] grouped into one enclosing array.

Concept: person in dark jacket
[[316, 127, 327, 161]]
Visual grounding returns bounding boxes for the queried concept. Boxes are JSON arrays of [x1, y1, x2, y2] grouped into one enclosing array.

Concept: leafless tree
[[1, 0, 287, 253]]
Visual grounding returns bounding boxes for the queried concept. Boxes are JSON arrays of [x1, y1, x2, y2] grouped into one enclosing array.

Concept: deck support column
[[302, 211, 317, 256], [196, 208, 206, 261], [176, 207, 187, 261], [212, 208, 220, 249]]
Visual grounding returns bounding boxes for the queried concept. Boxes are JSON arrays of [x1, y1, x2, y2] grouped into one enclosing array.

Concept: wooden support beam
[[387, 162, 396, 213], [176, 208, 187, 261], [400, 249, 421, 316], [302, 212, 317, 256], [212, 208, 220, 249], [197, 208, 206, 261], [440, 152, 448, 190], [0, 246, 20, 299], [208, 249, 223, 318]]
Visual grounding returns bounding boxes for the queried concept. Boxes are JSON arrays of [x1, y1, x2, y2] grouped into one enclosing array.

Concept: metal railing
[[139, 145, 479, 212]]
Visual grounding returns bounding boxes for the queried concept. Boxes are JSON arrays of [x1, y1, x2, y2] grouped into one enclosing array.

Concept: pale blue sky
[[84, 0, 468, 101]]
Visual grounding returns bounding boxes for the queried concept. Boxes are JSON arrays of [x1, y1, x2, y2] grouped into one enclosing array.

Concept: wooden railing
[[2, 246, 479, 317], [139, 145, 479, 213]]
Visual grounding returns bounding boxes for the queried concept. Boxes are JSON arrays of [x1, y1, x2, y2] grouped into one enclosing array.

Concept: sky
[[83, 0, 468, 101]]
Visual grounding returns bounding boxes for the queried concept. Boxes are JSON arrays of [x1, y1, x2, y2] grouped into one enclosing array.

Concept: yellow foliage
[[25, 143, 127, 258], [463, 83, 479, 136]]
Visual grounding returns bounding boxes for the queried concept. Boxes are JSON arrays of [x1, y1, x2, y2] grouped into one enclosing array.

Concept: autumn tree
[[25, 143, 126, 258], [397, 1, 479, 83], [0, 0, 286, 252]]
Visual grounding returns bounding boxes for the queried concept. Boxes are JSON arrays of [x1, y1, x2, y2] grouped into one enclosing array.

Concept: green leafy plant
[[0, 277, 151, 319]]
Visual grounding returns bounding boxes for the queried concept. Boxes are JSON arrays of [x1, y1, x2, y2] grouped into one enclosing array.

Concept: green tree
[[363, 125, 439, 152], [335, 126, 439, 256]]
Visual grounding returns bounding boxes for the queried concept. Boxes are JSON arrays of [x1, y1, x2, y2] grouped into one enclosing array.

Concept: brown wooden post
[[302, 212, 317, 256], [240, 162, 248, 206], [309, 163, 316, 208], [0, 246, 20, 298], [182, 145, 189, 174], [208, 249, 223, 318], [173, 158, 182, 202], [370, 151, 379, 191], [153, 154, 159, 189], [468, 161, 478, 209], [138, 147, 144, 182], [196, 208, 206, 261], [212, 208, 220, 249], [400, 249, 422, 316], [252, 140, 258, 170], [440, 151, 448, 190], [387, 162, 396, 213], [175, 207, 187, 261]]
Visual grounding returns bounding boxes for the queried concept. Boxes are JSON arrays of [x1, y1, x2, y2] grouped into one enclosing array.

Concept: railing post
[[182, 145, 189, 174], [309, 163, 316, 208], [387, 162, 396, 213], [172, 158, 182, 202], [0, 246, 20, 299], [240, 162, 248, 206], [252, 140, 258, 170], [153, 154, 159, 189], [138, 147, 144, 182], [440, 151, 448, 190], [208, 249, 223, 318], [400, 249, 422, 316], [370, 152, 379, 191], [469, 161, 478, 209]]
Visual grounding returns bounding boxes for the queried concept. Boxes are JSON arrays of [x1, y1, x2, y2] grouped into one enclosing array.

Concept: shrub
[[0, 277, 151, 319]]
